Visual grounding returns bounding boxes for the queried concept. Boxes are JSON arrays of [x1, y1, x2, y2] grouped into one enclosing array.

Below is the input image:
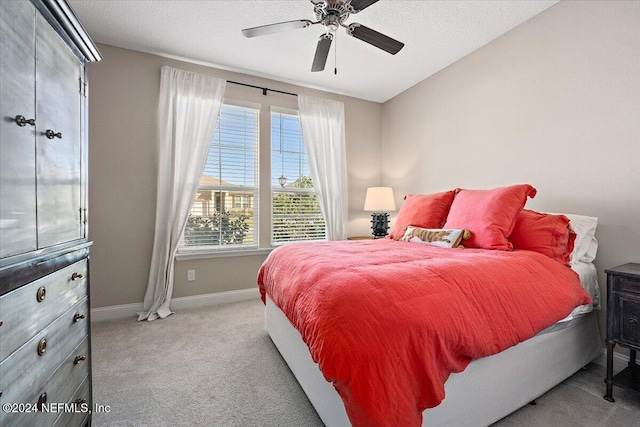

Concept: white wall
[[381, 0, 640, 334]]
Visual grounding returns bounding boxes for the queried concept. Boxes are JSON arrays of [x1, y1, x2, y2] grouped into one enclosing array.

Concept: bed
[[264, 272, 601, 427], [257, 186, 603, 426]]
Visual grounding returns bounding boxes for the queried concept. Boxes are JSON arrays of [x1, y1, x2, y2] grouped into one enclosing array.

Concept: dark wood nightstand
[[347, 236, 374, 240], [604, 263, 640, 402]]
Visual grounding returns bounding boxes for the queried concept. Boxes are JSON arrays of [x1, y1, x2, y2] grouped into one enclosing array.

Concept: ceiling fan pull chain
[[334, 32, 338, 75]]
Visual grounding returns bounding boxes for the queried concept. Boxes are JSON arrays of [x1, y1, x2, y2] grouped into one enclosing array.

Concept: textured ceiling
[[68, 0, 558, 103]]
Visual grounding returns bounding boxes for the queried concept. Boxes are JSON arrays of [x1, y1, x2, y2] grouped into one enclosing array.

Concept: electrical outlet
[[187, 270, 195, 281]]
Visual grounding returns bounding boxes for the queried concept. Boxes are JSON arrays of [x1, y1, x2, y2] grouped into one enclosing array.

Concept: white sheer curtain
[[138, 67, 226, 321], [298, 95, 348, 241]]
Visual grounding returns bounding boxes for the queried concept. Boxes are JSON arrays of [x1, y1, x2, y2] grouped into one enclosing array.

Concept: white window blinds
[[182, 104, 259, 248], [271, 111, 326, 244]]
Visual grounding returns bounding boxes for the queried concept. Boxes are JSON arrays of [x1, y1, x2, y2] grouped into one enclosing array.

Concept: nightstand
[[347, 236, 374, 240], [604, 263, 640, 402]]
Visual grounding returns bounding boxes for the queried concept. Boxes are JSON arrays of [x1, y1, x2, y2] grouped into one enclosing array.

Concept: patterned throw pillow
[[401, 226, 472, 248]]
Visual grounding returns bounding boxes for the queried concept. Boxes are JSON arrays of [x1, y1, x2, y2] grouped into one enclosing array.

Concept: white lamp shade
[[364, 187, 396, 212]]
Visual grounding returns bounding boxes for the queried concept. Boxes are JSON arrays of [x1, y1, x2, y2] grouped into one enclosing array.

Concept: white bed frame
[[266, 296, 603, 427]]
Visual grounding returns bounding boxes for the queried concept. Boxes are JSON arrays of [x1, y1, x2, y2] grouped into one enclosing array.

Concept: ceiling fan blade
[[348, 0, 380, 13], [311, 34, 333, 72], [242, 20, 312, 38], [347, 23, 404, 55]]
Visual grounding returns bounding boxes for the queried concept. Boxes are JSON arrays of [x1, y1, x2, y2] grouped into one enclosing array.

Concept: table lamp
[[364, 187, 396, 238]]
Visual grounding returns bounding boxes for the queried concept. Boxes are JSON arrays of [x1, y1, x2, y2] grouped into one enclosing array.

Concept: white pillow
[[552, 213, 598, 264], [570, 261, 600, 309]]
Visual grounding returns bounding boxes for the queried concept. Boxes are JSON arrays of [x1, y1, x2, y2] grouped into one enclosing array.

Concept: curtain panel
[[298, 95, 348, 241], [138, 66, 226, 321]]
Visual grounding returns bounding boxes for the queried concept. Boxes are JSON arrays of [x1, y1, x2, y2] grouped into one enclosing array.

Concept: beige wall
[[90, 1, 639, 316], [88, 44, 382, 308], [381, 1, 640, 335]]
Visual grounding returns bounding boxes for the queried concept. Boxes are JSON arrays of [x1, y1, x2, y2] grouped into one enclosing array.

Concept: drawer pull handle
[[15, 115, 36, 127], [629, 318, 638, 326], [74, 355, 86, 364], [71, 272, 84, 281], [45, 129, 62, 139], [37, 392, 47, 411], [37, 338, 48, 356], [73, 313, 85, 323], [36, 286, 47, 302]]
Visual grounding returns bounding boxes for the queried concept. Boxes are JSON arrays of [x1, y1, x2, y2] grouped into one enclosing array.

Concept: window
[[232, 195, 251, 209], [271, 111, 325, 244], [181, 104, 325, 254], [182, 104, 259, 249]]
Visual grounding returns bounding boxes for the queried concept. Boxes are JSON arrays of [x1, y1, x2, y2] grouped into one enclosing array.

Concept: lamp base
[[370, 212, 390, 238]]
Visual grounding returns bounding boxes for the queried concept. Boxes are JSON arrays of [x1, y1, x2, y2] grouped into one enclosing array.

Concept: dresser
[[0, 1, 101, 426], [604, 263, 640, 402]]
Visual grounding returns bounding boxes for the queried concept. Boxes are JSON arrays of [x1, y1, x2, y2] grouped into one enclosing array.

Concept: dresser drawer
[[42, 337, 90, 406], [613, 276, 640, 296], [0, 338, 90, 427], [0, 298, 88, 412], [53, 376, 91, 427], [618, 296, 640, 348], [0, 258, 88, 361]]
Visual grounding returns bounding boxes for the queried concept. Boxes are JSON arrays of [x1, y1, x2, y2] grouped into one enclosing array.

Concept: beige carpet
[[91, 299, 640, 426]]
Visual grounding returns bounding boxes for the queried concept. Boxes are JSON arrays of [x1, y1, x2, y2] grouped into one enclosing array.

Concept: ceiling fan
[[241, 0, 405, 72]]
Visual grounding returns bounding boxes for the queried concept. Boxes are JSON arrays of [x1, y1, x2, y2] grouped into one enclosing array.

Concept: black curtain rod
[[228, 80, 298, 97]]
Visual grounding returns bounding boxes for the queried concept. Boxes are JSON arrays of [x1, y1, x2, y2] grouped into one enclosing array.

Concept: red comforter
[[257, 239, 591, 426]]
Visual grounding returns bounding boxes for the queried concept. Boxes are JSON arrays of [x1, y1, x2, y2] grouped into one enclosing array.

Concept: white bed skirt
[[265, 296, 603, 427]]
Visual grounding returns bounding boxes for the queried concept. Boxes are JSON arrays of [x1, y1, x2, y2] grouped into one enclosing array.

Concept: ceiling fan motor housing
[[314, 1, 350, 32]]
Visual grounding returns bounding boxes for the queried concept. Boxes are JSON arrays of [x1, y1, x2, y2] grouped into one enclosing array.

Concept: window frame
[[270, 108, 326, 246], [178, 100, 261, 255]]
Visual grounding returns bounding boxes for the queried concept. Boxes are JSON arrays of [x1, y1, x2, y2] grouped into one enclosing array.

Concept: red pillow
[[389, 191, 456, 240], [443, 184, 537, 250], [510, 210, 576, 265]]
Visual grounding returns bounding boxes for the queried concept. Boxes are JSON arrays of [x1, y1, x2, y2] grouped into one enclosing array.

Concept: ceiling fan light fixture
[[325, 14, 340, 32]]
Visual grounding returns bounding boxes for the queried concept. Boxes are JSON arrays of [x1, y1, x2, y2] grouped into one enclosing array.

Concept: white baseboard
[[593, 349, 631, 374], [90, 287, 260, 322], [90, 301, 144, 323], [170, 288, 260, 311]]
